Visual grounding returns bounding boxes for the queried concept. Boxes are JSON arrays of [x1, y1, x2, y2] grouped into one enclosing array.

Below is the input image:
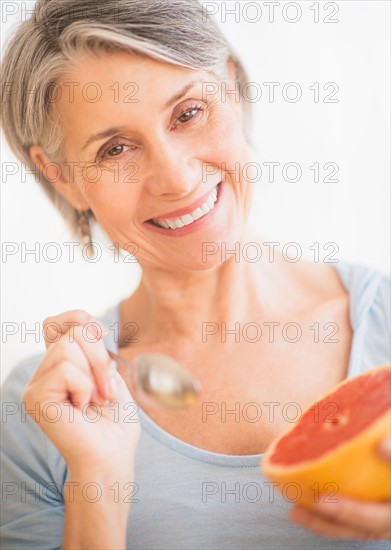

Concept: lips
[[145, 182, 223, 236], [146, 182, 221, 230], [150, 183, 219, 219], [151, 185, 218, 229]]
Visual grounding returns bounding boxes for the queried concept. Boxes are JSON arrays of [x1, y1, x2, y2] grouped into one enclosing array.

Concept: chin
[[166, 224, 248, 273]]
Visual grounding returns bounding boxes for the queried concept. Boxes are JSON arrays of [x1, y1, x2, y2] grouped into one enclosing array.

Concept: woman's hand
[[290, 438, 391, 540], [22, 310, 141, 475]]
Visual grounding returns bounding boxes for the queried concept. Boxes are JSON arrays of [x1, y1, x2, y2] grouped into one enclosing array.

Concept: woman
[[1, 0, 390, 548]]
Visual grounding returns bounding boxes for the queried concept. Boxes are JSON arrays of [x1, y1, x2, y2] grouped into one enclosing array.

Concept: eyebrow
[[82, 126, 127, 151], [81, 79, 205, 152], [163, 79, 204, 109]]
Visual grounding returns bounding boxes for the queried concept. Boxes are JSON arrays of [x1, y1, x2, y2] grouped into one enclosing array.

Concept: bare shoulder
[[297, 260, 347, 298], [267, 251, 349, 318], [300, 261, 351, 321]]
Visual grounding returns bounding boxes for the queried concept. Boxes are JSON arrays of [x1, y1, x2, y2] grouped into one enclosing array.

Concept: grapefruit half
[[262, 364, 391, 507]]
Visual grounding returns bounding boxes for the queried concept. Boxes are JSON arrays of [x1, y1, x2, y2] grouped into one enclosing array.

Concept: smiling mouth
[[148, 183, 220, 230]]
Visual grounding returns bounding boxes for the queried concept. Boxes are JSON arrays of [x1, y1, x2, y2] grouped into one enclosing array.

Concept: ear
[[29, 145, 90, 210], [226, 57, 237, 83], [225, 57, 244, 126]]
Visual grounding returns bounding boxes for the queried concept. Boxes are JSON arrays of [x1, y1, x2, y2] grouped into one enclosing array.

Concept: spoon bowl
[[107, 350, 201, 409]]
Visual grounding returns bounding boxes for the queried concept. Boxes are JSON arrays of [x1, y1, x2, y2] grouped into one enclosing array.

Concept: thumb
[[377, 438, 391, 462], [113, 367, 136, 402]]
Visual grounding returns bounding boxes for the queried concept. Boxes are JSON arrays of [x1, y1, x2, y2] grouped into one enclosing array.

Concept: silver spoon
[[107, 349, 201, 409]]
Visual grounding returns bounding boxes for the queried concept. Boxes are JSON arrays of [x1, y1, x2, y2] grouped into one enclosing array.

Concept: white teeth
[[181, 214, 194, 226], [191, 207, 204, 221], [152, 184, 220, 229]]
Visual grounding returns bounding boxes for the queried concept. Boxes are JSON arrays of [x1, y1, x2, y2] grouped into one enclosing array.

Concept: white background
[[1, 1, 390, 382]]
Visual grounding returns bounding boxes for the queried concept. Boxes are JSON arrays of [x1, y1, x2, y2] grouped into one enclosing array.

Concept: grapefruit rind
[[261, 365, 391, 507]]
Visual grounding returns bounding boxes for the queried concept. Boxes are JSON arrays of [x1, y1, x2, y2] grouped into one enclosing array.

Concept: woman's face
[[54, 50, 252, 271]]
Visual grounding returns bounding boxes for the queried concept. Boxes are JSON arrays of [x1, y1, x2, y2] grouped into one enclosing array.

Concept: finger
[[35, 329, 116, 401], [378, 438, 391, 462], [28, 338, 105, 405], [312, 496, 391, 535], [290, 506, 383, 540], [23, 361, 96, 412], [43, 310, 108, 349], [49, 328, 116, 401], [109, 368, 134, 403], [30, 335, 90, 382]]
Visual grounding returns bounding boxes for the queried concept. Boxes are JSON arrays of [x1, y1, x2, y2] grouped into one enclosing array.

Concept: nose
[[143, 138, 199, 197]]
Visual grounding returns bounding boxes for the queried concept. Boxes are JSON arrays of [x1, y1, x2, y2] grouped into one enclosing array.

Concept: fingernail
[[103, 361, 117, 400], [108, 359, 117, 371], [104, 372, 117, 400], [100, 324, 109, 338]]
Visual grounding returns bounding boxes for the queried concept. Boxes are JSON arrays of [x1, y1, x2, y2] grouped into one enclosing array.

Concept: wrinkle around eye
[[96, 142, 138, 164], [171, 104, 206, 130]]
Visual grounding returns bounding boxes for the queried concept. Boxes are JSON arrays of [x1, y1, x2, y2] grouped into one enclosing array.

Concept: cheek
[[196, 106, 248, 173], [198, 109, 253, 220], [78, 171, 143, 236]]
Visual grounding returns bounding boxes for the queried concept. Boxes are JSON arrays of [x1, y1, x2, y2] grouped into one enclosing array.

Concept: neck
[[119, 227, 283, 346]]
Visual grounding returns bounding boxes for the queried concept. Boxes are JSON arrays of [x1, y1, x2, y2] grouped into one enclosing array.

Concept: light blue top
[[1, 262, 390, 550]]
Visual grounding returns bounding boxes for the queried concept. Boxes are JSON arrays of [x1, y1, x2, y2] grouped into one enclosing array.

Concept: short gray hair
[[1, 0, 251, 241]]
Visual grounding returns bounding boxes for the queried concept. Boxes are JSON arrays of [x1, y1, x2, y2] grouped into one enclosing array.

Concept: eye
[[97, 141, 133, 160], [172, 103, 204, 129], [105, 144, 125, 157], [177, 108, 201, 123]]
